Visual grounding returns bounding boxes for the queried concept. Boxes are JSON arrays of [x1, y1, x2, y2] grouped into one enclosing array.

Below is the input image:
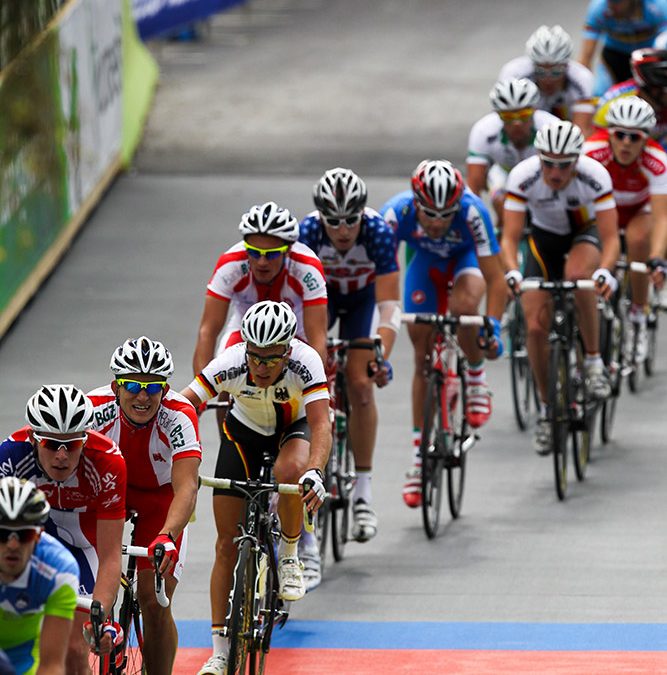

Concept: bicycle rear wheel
[[420, 375, 444, 539], [508, 299, 533, 430], [447, 366, 467, 519], [570, 338, 590, 482], [549, 343, 569, 500], [227, 540, 254, 675]]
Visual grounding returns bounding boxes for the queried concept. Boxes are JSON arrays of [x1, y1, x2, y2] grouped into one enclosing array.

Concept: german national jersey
[[380, 189, 499, 260], [0, 429, 126, 550], [205, 241, 327, 337], [87, 388, 202, 491], [499, 57, 596, 120], [584, 128, 667, 226], [188, 339, 329, 436], [467, 109, 560, 172], [298, 207, 398, 294], [505, 154, 616, 235], [0, 533, 78, 675]]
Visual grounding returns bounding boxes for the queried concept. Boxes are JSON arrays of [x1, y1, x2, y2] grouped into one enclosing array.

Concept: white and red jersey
[[0, 427, 126, 549], [87, 387, 202, 491], [206, 240, 328, 338], [584, 129, 667, 227]]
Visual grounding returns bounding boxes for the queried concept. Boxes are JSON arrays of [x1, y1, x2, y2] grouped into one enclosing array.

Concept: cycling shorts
[[213, 414, 310, 497], [403, 247, 481, 314], [601, 45, 632, 84], [126, 484, 187, 581], [524, 225, 601, 280], [327, 284, 377, 339], [618, 201, 651, 230]]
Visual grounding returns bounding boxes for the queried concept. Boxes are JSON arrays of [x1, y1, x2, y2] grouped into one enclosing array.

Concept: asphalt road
[[1, 0, 666, 654]]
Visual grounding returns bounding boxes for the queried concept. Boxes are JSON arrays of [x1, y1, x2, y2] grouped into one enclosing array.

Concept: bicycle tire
[[316, 462, 333, 572], [331, 378, 353, 561], [600, 312, 622, 444], [227, 540, 254, 675], [644, 307, 658, 376], [255, 547, 279, 675], [420, 374, 444, 539], [570, 338, 590, 482], [508, 299, 533, 430], [447, 364, 467, 519], [627, 321, 638, 393], [549, 343, 569, 501], [116, 575, 144, 675]]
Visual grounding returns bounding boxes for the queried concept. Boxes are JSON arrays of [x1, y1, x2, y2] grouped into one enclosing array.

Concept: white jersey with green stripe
[[0, 532, 79, 675]]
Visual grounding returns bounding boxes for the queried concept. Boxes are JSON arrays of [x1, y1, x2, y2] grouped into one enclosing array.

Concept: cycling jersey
[[298, 207, 398, 294], [205, 241, 327, 338], [188, 339, 329, 437], [0, 532, 78, 675], [505, 154, 616, 236], [583, 0, 666, 53], [499, 57, 596, 120], [584, 128, 667, 226], [467, 109, 560, 172]]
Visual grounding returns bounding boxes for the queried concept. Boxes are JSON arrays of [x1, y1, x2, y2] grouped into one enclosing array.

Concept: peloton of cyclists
[[299, 167, 400, 545], [0, 385, 126, 674], [181, 301, 331, 675], [501, 120, 620, 456], [380, 159, 506, 508]]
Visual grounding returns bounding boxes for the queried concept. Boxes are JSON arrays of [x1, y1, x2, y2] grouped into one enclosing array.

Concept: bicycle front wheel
[[447, 366, 467, 519], [316, 461, 333, 572], [420, 374, 445, 539], [600, 313, 622, 444], [570, 338, 590, 482], [508, 299, 533, 430], [549, 343, 569, 500], [114, 573, 144, 675], [645, 306, 658, 376], [228, 539, 254, 675]]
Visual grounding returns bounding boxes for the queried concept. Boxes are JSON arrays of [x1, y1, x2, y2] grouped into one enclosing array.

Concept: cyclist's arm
[[94, 518, 124, 614], [500, 205, 526, 272], [193, 295, 230, 374], [160, 456, 200, 542], [375, 271, 400, 359], [572, 110, 594, 140], [478, 253, 508, 321], [596, 206, 620, 270], [578, 36, 597, 71], [466, 162, 489, 197], [304, 398, 332, 472], [36, 615, 72, 675], [303, 303, 328, 366], [649, 193, 667, 259]]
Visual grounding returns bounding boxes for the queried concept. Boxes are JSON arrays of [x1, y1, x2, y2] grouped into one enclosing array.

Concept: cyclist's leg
[[625, 211, 652, 356]]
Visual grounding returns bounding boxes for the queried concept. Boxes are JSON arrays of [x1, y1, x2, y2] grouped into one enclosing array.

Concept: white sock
[[279, 532, 299, 559], [212, 626, 229, 657], [466, 361, 486, 386], [412, 428, 421, 465], [353, 469, 372, 504]]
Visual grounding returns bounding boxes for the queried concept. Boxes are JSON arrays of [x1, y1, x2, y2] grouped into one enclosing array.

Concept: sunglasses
[[498, 108, 534, 123], [539, 154, 577, 169], [116, 379, 167, 395], [420, 204, 459, 219], [534, 65, 567, 78], [246, 349, 288, 367], [244, 242, 289, 260], [610, 128, 648, 143], [321, 214, 361, 228], [0, 527, 41, 544], [33, 433, 87, 453]]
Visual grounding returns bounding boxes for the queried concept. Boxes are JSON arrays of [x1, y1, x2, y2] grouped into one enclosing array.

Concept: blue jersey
[[0, 533, 79, 675], [583, 0, 667, 53], [380, 189, 499, 261], [299, 207, 398, 294]]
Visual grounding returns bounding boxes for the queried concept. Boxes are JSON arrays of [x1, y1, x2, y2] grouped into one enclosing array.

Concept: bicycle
[[402, 312, 493, 539], [521, 279, 597, 500], [199, 458, 315, 675], [321, 336, 384, 564]]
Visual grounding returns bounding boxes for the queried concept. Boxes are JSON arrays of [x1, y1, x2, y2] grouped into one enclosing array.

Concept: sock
[[630, 304, 647, 325], [279, 532, 299, 559], [585, 354, 603, 368], [353, 469, 372, 504], [466, 361, 486, 386], [540, 401, 547, 417], [412, 428, 421, 465], [212, 625, 229, 656]]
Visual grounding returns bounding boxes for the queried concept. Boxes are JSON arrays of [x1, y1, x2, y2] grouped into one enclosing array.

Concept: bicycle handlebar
[[121, 544, 170, 608], [401, 312, 487, 328], [630, 261, 649, 274], [519, 279, 596, 292]]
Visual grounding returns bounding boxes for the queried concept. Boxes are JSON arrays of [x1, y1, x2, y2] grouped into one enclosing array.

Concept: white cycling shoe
[[278, 556, 306, 601], [197, 653, 228, 675], [351, 499, 378, 542]]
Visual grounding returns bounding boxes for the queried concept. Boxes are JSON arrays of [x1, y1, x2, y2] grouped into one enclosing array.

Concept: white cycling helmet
[[238, 201, 299, 243], [25, 385, 94, 434], [526, 25, 573, 64], [490, 78, 540, 111], [110, 336, 174, 378], [606, 95, 657, 131], [411, 159, 464, 211], [0, 477, 50, 527], [313, 168, 368, 218], [241, 301, 297, 348], [534, 120, 584, 156]]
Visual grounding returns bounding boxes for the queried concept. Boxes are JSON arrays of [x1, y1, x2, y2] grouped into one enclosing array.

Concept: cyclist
[[594, 48, 667, 148], [181, 301, 331, 675], [467, 78, 560, 231], [0, 477, 78, 675], [584, 95, 667, 359], [502, 120, 620, 455], [88, 336, 202, 675], [299, 167, 399, 547], [0, 386, 126, 674], [380, 160, 506, 508], [499, 25, 596, 137], [578, 0, 667, 96]]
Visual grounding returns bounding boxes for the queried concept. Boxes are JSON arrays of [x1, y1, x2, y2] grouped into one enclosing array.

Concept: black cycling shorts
[[524, 225, 601, 281], [213, 413, 310, 497]]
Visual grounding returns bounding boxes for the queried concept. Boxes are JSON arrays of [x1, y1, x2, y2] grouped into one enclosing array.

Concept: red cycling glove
[[148, 533, 178, 572]]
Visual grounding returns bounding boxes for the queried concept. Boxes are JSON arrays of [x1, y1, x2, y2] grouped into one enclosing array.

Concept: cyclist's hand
[[196, 401, 208, 417], [505, 269, 523, 297], [368, 359, 393, 388], [478, 317, 504, 359], [593, 268, 617, 300], [83, 619, 123, 655], [148, 534, 178, 575], [648, 257, 666, 289], [298, 468, 325, 512]]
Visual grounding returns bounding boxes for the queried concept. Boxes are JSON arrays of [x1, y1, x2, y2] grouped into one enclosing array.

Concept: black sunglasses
[[610, 128, 647, 143], [0, 527, 41, 544]]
